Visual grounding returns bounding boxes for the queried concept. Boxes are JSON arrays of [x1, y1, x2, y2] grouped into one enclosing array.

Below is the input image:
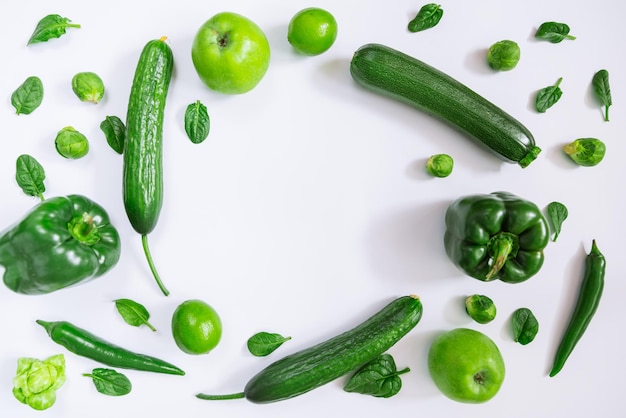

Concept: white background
[[1, 0, 624, 417]]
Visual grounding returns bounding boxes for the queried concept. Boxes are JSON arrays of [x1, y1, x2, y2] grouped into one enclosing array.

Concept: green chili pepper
[[549, 240, 605, 377], [444, 191, 550, 283], [36, 320, 185, 376]]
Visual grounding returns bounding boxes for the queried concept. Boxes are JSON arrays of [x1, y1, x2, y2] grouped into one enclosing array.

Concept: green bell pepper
[[444, 191, 549, 283], [0, 195, 121, 295]]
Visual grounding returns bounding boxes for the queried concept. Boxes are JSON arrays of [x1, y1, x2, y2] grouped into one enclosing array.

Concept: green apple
[[191, 12, 270, 94], [427, 328, 505, 403]]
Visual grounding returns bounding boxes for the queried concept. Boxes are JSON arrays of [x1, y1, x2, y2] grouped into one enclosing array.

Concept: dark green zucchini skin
[[243, 295, 423, 403], [123, 37, 174, 234], [350, 43, 541, 168]]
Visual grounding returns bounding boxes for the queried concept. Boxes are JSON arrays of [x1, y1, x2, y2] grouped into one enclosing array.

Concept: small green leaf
[[344, 353, 410, 398], [512, 307, 539, 345], [100, 116, 126, 154], [546, 201, 568, 242], [535, 77, 563, 113], [83, 368, 131, 396], [114, 298, 156, 331], [247, 332, 291, 357], [592, 69, 611, 122], [28, 14, 81, 45], [535, 21, 576, 43], [11, 76, 44, 115], [184, 100, 210, 144], [408, 4, 443, 33], [15, 154, 46, 201]]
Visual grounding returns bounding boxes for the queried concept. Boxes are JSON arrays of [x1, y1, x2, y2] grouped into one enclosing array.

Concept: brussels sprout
[[13, 354, 66, 410], [465, 294, 497, 324], [71, 71, 104, 103], [563, 138, 605, 167], [487, 40, 520, 71], [55, 126, 89, 159], [426, 153, 454, 177]]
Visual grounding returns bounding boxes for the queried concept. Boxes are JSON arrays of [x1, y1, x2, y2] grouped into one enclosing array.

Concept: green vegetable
[[11, 76, 44, 115], [546, 201, 568, 242], [444, 191, 550, 283], [535, 21, 576, 43], [27, 14, 80, 45], [114, 298, 156, 332], [16, 154, 46, 201], [426, 153, 454, 177], [247, 332, 292, 357], [0, 195, 121, 295], [344, 353, 410, 398], [535, 77, 563, 113], [72, 72, 105, 103], [591, 69, 611, 122], [197, 295, 422, 403], [83, 368, 132, 396], [487, 40, 520, 71], [408, 3, 443, 33], [100, 115, 126, 154], [563, 138, 605, 167], [349, 43, 541, 168], [184, 100, 210, 144], [124, 37, 174, 296], [55, 126, 89, 159], [12, 354, 66, 410], [550, 240, 605, 377], [36, 319, 185, 375], [465, 294, 496, 324], [512, 307, 539, 345]]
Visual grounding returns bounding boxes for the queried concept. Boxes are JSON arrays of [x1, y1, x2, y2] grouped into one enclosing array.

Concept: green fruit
[[428, 328, 505, 403], [191, 12, 270, 94], [288, 7, 338, 56], [171, 299, 222, 355]]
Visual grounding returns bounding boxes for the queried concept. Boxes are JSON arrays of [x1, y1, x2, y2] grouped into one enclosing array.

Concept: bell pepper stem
[[141, 234, 169, 296], [486, 234, 515, 281]]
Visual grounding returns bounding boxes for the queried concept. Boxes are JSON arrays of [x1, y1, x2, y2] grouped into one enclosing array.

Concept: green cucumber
[[196, 295, 422, 403], [123, 37, 174, 296], [350, 43, 541, 168]]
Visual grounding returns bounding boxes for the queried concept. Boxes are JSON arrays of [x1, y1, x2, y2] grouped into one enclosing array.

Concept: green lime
[[287, 7, 338, 56], [171, 299, 222, 355]]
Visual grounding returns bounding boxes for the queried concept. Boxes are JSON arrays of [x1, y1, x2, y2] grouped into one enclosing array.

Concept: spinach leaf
[[512, 307, 539, 345], [27, 14, 81, 45], [15, 154, 46, 201], [535, 21, 576, 43], [344, 353, 410, 398], [11, 76, 44, 115], [547, 201, 568, 242], [408, 4, 443, 33], [100, 115, 126, 154], [83, 368, 131, 396], [535, 77, 563, 113], [592, 69, 612, 122], [247, 332, 291, 356], [114, 298, 156, 331], [184, 100, 210, 144]]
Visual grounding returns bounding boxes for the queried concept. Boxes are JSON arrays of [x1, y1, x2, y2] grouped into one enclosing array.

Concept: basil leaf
[[184, 100, 210, 144], [100, 115, 126, 154], [535, 77, 563, 113], [11, 76, 44, 115], [512, 307, 539, 345], [592, 69, 612, 122], [27, 14, 81, 45], [83, 368, 131, 396], [344, 353, 410, 398], [247, 332, 291, 357], [535, 21, 576, 43], [15, 154, 46, 201], [408, 4, 443, 33], [547, 201, 568, 242], [114, 298, 156, 331]]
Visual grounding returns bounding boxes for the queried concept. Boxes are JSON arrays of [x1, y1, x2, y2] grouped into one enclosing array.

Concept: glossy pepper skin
[[0, 195, 120, 295], [444, 191, 549, 283]]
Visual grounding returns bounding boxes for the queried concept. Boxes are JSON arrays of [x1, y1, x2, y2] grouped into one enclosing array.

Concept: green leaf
[[592, 69, 611, 122], [344, 353, 410, 398], [535, 21, 576, 43], [83, 368, 132, 396], [408, 4, 443, 33], [546, 201, 568, 242], [27, 14, 81, 45], [114, 298, 156, 331], [247, 332, 291, 356], [15, 154, 46, 201], [12, 354, 66, 410], [100, 115, 126, 154], [184, 100, 210, 144], [535, 77, 563, 113], [512, 307, 539, 345], [11, 76, 44, 115]]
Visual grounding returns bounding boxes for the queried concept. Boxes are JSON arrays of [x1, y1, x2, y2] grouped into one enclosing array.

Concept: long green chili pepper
[[36, 319, 185, 376], [549, 240, 605, 377]]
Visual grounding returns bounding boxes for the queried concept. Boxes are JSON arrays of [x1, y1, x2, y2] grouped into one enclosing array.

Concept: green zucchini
[[350, 43, 541, 168], [196, 295, 423, 403], [123, 37, 174, 296]]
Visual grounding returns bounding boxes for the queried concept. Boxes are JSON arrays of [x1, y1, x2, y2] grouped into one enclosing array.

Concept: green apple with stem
[[191, 12, 270, 94]]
